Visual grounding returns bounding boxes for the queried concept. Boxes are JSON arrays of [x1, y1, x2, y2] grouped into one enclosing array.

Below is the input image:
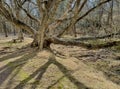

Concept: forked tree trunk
[[31, 33, 51, 50]]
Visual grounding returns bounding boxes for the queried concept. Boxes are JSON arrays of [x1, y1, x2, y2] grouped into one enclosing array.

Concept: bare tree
[[0, 0, 112, 50]]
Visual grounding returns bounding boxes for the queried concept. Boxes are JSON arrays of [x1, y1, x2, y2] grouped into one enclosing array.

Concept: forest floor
[[0, 36, 120, 89]]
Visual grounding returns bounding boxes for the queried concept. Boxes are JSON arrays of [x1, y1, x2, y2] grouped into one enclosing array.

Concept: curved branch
[[76, 0, 112, 23], [0, 4, 37, 35]]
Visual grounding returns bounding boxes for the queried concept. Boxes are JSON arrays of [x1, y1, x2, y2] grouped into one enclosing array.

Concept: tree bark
[[48, 37, 120, 49], [18, 30, 24, 42], [3, 24, 8, 37]]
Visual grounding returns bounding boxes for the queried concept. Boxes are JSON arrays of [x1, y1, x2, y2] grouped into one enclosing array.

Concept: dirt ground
[[0, 36, 120, 89]]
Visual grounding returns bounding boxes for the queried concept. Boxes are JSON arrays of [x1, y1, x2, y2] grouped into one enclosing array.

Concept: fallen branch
[[50, 37, 120, 49], [74, 32, 120, 41]]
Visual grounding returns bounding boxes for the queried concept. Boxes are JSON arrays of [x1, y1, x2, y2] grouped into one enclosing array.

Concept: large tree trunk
[[73, 24, 77, 37], [18, 30, 24, 42], [13, 29, 16, 36], [3, 22, 8, 37], [31, 33, 51, 49], [3, 25, 8, 37], [39, 27, 46, 50], [47, 37, 120, 49]]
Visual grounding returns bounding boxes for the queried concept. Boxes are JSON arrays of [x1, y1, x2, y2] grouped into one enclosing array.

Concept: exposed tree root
[[50, 48, 66, 58]]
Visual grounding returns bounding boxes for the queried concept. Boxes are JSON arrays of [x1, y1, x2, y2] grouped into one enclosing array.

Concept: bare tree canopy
[[0, 0, 118, 50]]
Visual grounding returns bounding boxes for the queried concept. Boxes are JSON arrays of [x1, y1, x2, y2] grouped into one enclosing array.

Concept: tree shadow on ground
[[0, 46, 31, 62], [14, 54, 89, 89], [14, 58, 53, 89], [0, 47, 38, 87]]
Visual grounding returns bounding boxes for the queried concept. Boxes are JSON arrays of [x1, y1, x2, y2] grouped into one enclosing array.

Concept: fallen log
[[74, 32, 120, 41], [50, 37, 120, 49]]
